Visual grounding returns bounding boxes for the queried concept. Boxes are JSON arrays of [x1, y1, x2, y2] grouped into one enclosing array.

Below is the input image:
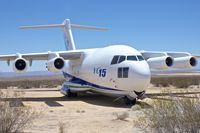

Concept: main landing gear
[[66, 89, 78, 97], [124, 96, 137, 105], [60, 86, 78, 97]]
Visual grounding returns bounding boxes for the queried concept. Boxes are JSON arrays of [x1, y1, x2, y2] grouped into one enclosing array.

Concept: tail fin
[[20, 19, 109, 50]]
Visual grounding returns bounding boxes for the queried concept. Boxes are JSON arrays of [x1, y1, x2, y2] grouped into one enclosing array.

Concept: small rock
[[131, 105, 142, 111], [113, 112, 129, 120]]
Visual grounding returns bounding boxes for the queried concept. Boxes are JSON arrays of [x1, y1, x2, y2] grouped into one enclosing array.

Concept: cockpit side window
[[137, 55, 145, 61], [111, 56, 119, 65], [118, 56, 126, 63], [123, 67, 129, 78], [118, 67, 123, 78], [118, 67, 129, 78], [127, 56, 137, 61]]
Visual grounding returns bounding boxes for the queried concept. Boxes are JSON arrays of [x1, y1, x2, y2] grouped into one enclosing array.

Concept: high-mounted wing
[[140, 51, 200, 70], [0, 50, 84, 73], [0, 50, 83, 61]]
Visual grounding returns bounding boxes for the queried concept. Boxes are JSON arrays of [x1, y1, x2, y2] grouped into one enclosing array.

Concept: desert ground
[[2, 84, 200, 133]]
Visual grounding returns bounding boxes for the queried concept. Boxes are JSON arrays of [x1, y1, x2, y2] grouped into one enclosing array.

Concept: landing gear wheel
[[124, 96, 137, 106], [131, 98, 137, 105], [67, 90, 78, 97]]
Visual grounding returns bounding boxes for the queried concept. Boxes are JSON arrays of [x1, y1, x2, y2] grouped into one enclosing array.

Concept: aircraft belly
[[62, 71, 126, 93], [90, 87, 127, 97], [62, 82, 91, 92]]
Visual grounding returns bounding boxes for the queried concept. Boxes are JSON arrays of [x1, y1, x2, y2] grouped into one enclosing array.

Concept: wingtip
[[194, 56, 200, 58], [19, 26, 27, 29]]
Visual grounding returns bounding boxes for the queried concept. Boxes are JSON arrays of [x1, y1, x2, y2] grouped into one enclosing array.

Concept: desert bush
[[134, 94, 200, 133], [0, 79, 64, 89], [151, 76, 200, 88], [58, 121, 70, 133], [0, 90, 38, 133], [58, 121, 66, 133]]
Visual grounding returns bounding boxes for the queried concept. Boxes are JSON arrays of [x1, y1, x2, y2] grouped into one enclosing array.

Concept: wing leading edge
[[140, 51, 200, 59], [0, 50, 83, 61]]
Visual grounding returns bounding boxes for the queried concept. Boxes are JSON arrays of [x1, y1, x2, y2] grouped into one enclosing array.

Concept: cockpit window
[[127, 56, 137, 61], [111, 56, 119, 65], [118, 56, 126, 63], [111, 55, 145, 65], [137, 55, 144, 61]]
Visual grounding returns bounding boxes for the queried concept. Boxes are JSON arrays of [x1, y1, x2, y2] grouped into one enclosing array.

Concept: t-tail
[[20, 19, 109, 50]]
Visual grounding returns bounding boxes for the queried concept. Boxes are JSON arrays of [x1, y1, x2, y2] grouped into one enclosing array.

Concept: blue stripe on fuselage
[[62, 72, 122, 91]]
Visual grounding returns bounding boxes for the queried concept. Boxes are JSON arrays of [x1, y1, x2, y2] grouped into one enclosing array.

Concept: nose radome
[[134, 62, 150, 77], [130, 62, 151, 92]]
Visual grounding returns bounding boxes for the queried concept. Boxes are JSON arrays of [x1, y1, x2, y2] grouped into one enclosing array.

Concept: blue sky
[[0, 0, 200, 71]]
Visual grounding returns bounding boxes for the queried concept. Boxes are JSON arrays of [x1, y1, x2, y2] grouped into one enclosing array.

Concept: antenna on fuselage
[[20, 19, 109, 50]]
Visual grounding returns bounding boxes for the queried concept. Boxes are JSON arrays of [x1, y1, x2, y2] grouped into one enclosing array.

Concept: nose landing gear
[[124, 91, 146, 105], [124, 96, 137, 105]]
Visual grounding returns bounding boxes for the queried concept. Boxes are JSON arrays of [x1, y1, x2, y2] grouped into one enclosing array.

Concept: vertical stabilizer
[[62, 19, 76, 50]]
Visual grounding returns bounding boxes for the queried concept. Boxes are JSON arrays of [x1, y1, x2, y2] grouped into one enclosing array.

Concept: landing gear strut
[[124, 96, 137, 105], [60, 85, 78, 97], [67, 89, 78, 97]]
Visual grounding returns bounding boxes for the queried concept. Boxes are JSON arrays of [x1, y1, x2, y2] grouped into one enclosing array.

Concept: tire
[[124, 96, 137, 105], [67, 89, 78, 97], [131, 98, 137, 105]]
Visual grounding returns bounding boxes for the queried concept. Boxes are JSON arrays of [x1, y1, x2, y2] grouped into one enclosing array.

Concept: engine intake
[[190, 57, 197, 66], [47, 57, 65, 72], [165, 57, 173, 67], [54, 58, 65, 69], [172, 56, 198, 69], [13, 58, 28, 73], [147, 56, 173, 69]]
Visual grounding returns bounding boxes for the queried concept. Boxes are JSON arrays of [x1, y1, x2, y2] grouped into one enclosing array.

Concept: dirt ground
[[2, 85, 200, 133]]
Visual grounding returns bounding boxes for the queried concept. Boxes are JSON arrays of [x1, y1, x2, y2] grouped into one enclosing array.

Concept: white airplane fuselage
[[62, 45, 151, 98], [0, 19, 199, 105]]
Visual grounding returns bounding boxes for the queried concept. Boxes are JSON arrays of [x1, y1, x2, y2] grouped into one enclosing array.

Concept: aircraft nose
[[135, 63, 151, 79], [130, 62, 151, 92]]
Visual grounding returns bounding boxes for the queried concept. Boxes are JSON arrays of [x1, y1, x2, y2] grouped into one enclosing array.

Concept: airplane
[[0, 19, 199, 105]]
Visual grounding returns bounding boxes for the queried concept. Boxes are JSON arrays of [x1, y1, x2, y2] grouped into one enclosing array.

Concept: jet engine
[[13, 58, 28, 73], [46, 57, 65, 72], [147, 56, 173, 69], [172, 56, 197, 69]]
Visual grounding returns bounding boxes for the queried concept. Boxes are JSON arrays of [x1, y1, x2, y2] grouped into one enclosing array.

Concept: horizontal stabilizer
[[71, 24, 109, 30], [20, 24, 109, 30], [20, 24, 65, 29]]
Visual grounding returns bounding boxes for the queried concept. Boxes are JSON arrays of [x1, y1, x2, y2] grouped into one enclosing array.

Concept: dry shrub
[[58, 122, 65, 133], [151, 76, 200, 88], [134, 93, 200, 133], [0, 79, 64, 89], [0, 90, 38, 133], [58, 121, 70, 133]]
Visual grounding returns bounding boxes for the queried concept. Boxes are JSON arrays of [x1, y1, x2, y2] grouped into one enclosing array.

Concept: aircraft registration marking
[[93, 67, 107, 77]]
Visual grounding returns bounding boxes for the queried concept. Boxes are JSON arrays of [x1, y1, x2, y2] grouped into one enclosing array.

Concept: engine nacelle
[[46, 57, 65, 72], [172, 56, 198, 69], [147, 56, 173, 69], [13, 58, 28, 73]]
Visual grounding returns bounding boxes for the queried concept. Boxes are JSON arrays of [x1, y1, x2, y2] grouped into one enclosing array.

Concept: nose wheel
[[124, 96, 137, 105]]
